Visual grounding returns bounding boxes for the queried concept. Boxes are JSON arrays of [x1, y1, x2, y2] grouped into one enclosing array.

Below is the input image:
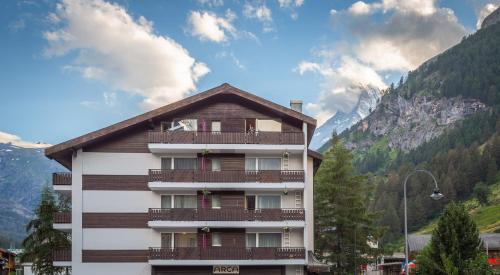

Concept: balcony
[[53, 211, 71, 232], [147, 208, 305, 229], [52, 172, 72, 193], [148, 247, 305, 265], [148, 170, 305, 191], [53, 248, 71, 266], [148, 131, 305, 154]]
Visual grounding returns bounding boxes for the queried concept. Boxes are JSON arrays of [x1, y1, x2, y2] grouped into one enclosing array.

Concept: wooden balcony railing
[[149, 247, 305, 260], [54, 211, 71, 223], [53, 249, 71, 261], [148, 208, 305, 221], [53, 172, 72, 185], [149, 170, 305, 183], [148, 131, 304, 145]]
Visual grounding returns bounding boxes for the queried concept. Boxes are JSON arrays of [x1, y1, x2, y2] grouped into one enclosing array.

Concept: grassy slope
[[417, 183, 500, 234]]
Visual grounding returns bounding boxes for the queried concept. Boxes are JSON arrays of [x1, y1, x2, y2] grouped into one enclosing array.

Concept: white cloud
[[187, 10, 237, 43], [243, 3, 274, 32], [0, 131, 51, 148], [216, 51, 246, 70], [277, 0, 304, 19], [299, 0, 466, 123], [277, 0, 304, 8], [197, 0, 224, 7], [348, 0, 437, 16], [477, 3, 499, 29], [44, 0, 210, 110]]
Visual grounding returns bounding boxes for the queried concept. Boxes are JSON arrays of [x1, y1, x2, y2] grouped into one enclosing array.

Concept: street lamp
[[403, 169, 443, 275]]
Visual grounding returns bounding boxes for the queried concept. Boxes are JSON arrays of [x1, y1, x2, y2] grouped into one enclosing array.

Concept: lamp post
[[403, 169, 443, 275]]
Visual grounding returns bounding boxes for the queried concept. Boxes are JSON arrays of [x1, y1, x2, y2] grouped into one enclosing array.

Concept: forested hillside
[[322, 17, 500, 247]]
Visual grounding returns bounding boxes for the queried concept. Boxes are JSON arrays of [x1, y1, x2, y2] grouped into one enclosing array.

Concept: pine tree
[[416, 202, 492, 274], [314, 133, 381, 273], [21, 185, 70, 275]]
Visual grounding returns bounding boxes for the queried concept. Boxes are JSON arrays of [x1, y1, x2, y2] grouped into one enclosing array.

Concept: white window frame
[[245, 156, 283, 171], [212, 232, 222, 247], [245, 232, 283, 248], [161, 194, 198, 209], [255, 194, 282, 209], [211, 158, 221, 172], [211, 121, 221, 133], [211, 194, 221, 209]]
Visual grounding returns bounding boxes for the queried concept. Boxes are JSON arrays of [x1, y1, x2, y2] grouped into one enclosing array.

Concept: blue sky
[[0, 0, 498, 146]]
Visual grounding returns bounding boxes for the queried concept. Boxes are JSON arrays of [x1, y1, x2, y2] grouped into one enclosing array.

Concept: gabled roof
[[45, 83, 317, 166]]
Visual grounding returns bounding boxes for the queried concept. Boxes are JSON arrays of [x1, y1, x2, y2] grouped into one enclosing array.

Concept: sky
[[0, 0, 498, 146]]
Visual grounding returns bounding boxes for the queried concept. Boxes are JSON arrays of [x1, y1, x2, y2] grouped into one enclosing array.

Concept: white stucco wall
[[83, 229, 160, 249], [78, 263, 151, 275], [83, 191, 160, 213], [82, 152, 160, 175]]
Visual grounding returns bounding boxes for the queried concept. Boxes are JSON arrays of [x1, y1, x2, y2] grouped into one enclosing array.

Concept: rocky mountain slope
[[0, 143, 64, 246], [311, 87, 381, 149]]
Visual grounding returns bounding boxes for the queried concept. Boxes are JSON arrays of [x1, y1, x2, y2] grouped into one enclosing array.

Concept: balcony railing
[[149, 247, 305, 260], [149, 170, 305, 183], [148, 208, 305, 221], [53, 172, 72, 185], [148, 131, 304, 145], [54, 211, 71, 223], [53, 249, 71, 261]]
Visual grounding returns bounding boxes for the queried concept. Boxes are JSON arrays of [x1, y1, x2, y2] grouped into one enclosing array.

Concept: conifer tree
[[416, 202, 492, 274], [21, 185, 70, 275], [314, 133, 381, 273]]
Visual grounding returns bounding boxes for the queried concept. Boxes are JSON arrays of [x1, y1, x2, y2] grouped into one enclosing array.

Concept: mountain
[[482, 6, 500, 29], [320, 16, 500, 246], [0, 142, 64, 247], [311, 87, 381, 149]]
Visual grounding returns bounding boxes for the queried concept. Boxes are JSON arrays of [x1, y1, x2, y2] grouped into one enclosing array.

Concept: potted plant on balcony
[[282, 226, 290, 232]]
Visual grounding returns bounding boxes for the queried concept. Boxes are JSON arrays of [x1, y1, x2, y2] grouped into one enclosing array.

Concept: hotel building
[[46, 83, 325, 275]]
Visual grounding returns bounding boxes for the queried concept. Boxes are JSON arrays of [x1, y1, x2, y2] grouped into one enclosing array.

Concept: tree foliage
[[314, 133, 382, 273], [416, 202, 493, 275], [20, 185, 70, 275]]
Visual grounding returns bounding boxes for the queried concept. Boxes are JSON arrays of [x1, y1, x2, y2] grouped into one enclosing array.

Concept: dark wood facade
[[82, 175, 149, 190], [82, 213, 149, 228]]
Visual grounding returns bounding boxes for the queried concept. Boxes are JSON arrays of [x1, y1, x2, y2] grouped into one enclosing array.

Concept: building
[[0, 248, 16, 275], [408, 234, 500, 269], [45, 83, 327, 275]]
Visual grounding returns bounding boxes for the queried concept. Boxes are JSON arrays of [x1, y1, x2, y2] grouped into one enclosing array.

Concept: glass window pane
[[174, 233, 198, 247], [259, 233, 281, 247], [212, 195, 221, 208], [212, 159, 221, 171], [246, 233, 257, 247], [245, 158, 256, 171], [161, 158, 172, 170], [161, 233, 172, 247], [212, 232, 221, 246], [256, 119, 281, 132], [174, 195, 197, 208], [174, 158, 198, 170], [161, 195, 172, 208], [172, 119, 197, 131], [258, 195, 281, 209], [211, 121, 221, 132], [259, 158, 281, 170]]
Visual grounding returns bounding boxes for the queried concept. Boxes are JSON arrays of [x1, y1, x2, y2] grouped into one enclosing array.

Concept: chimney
[[290, 100, 303, 113]]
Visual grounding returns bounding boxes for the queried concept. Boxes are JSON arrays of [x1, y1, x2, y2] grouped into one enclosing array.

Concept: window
[[259, 158, 281, 170], [211, 159, 221, 172], [172, 119, 197, 131], [212, 232, 221, 246], [246, 233, 257, 247], [161, 233, 172, 247], [245, 158, 257, 171], [161, 158, 172, 170], [259, 233, 281, 247], [160, 121, 170, 132], [174, 158, 198, 170], [258, 195, 280, 209], [174, 195, 197, 208], [211, 195, 221, 209], [256, 119, 281, 132], [161, 195, 172, 208], [211, 121, 221, 133], [174, 233, 197, 247]]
